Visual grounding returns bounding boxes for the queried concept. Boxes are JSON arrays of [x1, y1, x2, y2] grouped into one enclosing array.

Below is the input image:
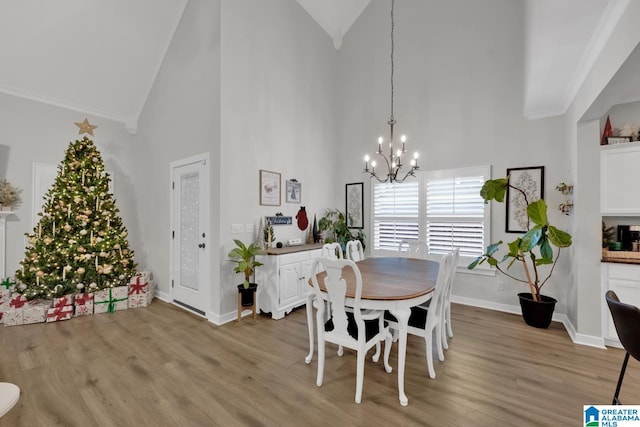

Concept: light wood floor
[[1, 300, 638, 426]]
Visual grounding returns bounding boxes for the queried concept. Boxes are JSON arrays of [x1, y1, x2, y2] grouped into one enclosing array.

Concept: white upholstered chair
[[310, 258, 392, 403], [345, 240, 365, 262], [321, 242, 344, 259], [385, 253, 452, 379], [398, 239, 428, 260]]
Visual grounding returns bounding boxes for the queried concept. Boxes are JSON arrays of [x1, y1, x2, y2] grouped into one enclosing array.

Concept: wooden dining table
[[306, 256, 439, 406]]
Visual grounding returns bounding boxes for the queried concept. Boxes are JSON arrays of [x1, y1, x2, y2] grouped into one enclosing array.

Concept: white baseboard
[[451, 295, 607, 349], [155, 290, 171, 302]]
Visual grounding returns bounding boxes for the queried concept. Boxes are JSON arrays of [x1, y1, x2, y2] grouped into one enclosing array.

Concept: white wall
[[0, 93, 138, 280], [133, 0, 221, 315], [567, 1, 640, 339], [336, 0, 569, 311], [218, 0, 339, 318]]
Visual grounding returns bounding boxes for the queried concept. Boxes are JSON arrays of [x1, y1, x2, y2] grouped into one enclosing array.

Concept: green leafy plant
[[602, 221, 615, 249], [228, 239, 265, 289], [468, 177, 572, 301], [318, 208, 365, 250]]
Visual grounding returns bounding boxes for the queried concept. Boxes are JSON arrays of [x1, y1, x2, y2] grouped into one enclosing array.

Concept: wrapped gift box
[[25, 300, 52, 324], [0, 302, 7, 325], [4, 307, 23, 326], [128, 281, 156, 309], [130, 270, 152, 286], [46, 295, 74, 323], [9, 294, 28, 309], [94, 286, 128, 314], [74, 293, 94, 317], [0, 278, 15, 302]]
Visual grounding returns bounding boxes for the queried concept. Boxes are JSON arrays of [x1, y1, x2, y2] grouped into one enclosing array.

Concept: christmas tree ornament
[[74, 118, 98, 136]]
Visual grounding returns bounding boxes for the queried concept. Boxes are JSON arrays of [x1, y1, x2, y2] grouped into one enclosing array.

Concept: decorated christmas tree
[[15, 120, 137, 299]]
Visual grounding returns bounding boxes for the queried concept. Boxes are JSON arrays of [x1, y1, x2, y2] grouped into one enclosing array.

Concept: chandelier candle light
[[363, 0, 419, 183]]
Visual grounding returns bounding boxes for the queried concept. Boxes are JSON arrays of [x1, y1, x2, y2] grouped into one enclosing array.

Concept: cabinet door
[[601, 144, 640, 214], [279, 263, 301, 307], [299, 259, 316, 298]]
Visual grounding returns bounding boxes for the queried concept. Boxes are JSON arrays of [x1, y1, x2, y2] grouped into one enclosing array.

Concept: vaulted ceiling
[[0, 0, 633, 133]]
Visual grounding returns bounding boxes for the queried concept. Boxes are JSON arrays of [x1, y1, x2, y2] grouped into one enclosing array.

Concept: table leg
[[305, 292, 315, 364], [390, 307, 410, 406]]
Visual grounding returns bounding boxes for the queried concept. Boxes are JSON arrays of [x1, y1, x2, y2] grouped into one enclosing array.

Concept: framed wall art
[[286, 180, 301, 203], [345, 182, 364, 229], [259, 170, 281, 206], [506, 166, 544, 233]]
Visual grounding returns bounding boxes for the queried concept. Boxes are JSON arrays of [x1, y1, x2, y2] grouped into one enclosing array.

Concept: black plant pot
[[237, 283, 258, 307], [518, 292, 557, 329]]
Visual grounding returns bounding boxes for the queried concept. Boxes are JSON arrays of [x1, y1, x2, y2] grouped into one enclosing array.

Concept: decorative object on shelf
[[362, 0, 419, 183], [602, 221, 616, 249], [259, 170, 281, 206], [505, 166, 544, 233], [312, 214, 319, 243], [606, 136, 633, 145], [296, 206, 308, 231], [618, 123, 638, 139], [265, 216, 291, 225], [601, 115, 613, 145], [468, 176, 572, 329], [556, 182, 574, 215], [0, 179, 21, 211], [257, 217, 266, 250], [345, 182, 364, 229], [263, 219, 275, 248], [286, 179, 301, 203]]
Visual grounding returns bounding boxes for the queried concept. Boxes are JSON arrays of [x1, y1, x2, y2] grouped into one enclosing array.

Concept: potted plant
[[318, 208, 366, 251], [228, 239, 265, 307], [468, 176, 572, 328]]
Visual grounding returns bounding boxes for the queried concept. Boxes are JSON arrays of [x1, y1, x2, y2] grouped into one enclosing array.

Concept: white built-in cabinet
[[601, 262, 640, 347], [601, 142, 640, 215], [255, 245, 322, 320]]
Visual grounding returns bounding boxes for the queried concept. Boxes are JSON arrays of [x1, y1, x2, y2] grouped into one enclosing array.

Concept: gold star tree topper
[[74, 118, 98, 136]]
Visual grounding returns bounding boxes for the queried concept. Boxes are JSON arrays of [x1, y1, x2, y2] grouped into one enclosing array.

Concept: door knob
[[198, 243, 206, 248]]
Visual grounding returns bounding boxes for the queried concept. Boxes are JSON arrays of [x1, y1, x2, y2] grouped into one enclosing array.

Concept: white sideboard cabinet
[[255, 244, 322, 320], [601, 142, 640, 215], [601, 262, 640, 347]]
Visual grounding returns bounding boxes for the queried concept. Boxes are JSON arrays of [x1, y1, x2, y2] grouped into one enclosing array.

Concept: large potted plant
[[228, 239, 265, 307], [318, 208, 366, 251], [468, 176, 572, 328]]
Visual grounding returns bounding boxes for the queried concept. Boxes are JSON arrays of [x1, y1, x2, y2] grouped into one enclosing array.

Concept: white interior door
[[170, 154, 209, 315]]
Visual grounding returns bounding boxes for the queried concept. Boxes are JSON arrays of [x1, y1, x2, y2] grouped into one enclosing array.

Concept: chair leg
[[446, 308, 453, 338], [372, 342, 381, 362], [436, 323, 445, 362], [355, 350, 366, 404], [316, 311, 325, 387], [425, 329, 435, 379], [305, 294, 315, 364], [613, 352, 630, 405], [383, 331, 393, 373]]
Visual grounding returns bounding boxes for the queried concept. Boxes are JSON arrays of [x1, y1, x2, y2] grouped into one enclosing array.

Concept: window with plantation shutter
[[424, 166, 490, 268], [372, 181, 419, 251], [370, 165, 491, 271]]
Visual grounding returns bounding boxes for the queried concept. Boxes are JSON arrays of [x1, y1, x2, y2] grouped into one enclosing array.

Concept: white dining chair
[[441, 248, 460, 350], [345, 240, 365, 262], [385, 253, 452, 379], [398, 239, 428, 259], [321, 242, 344, 259], [310, 258, 393, 404]]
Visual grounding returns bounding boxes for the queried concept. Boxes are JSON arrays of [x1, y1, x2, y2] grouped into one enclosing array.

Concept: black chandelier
[[363, 0, 419, 183]]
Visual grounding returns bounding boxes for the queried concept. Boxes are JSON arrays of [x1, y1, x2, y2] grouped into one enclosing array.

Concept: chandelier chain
[[390, 0, 395, 122]]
